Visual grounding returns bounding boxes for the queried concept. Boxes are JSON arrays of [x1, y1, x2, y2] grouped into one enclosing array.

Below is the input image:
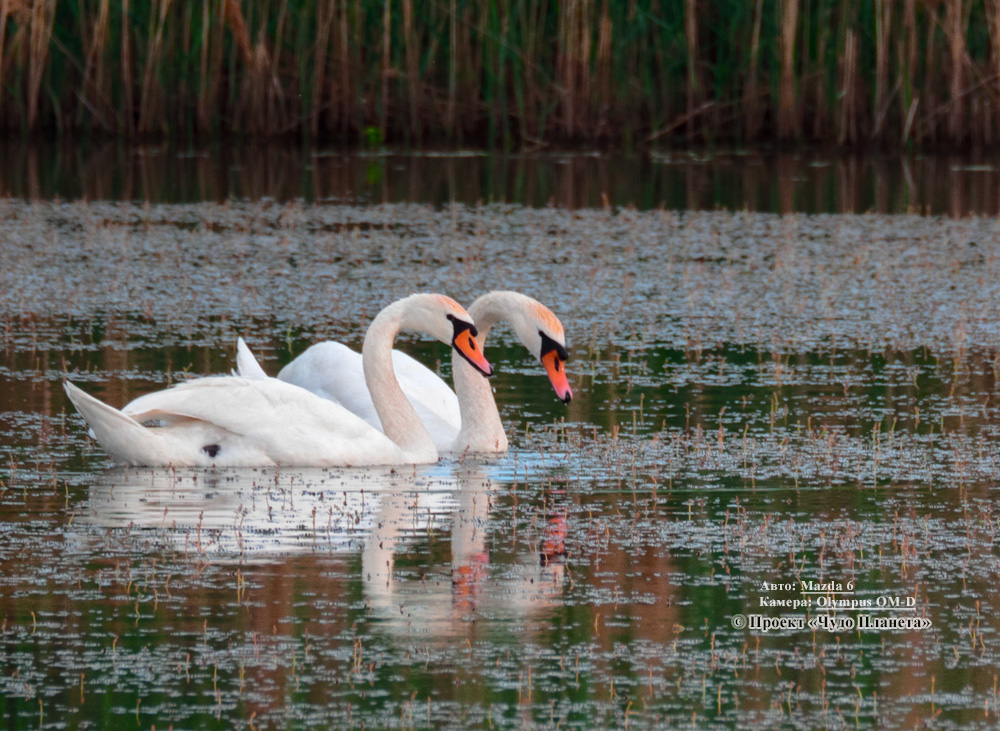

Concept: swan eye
[[202, 444, 221, 458], [539, 331, 568, 362], [448, 314, 479, 339]]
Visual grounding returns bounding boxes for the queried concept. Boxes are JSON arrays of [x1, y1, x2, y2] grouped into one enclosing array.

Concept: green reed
[[4, 0, 1000, 147]]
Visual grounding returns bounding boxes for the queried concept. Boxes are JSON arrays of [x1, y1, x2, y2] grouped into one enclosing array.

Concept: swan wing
[[65, 380, 268, 466], [110, 377, 415, 466], [233, 337, 269, 380], [277, 342, 371, 419], [278, 342, 461, 450]]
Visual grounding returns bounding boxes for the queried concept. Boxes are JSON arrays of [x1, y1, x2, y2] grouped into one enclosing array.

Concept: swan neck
[[468, 292, 520, 339], [363, 303, 437, 460], [453, 294, 508, 452]]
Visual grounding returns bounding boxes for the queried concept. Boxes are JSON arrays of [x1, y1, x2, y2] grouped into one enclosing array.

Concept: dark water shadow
[[6, 141, 1000, 215]]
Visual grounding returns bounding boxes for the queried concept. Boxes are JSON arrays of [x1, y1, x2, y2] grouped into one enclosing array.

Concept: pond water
[[3, 157, 1000, 728], [9, 141, 1000, 215]]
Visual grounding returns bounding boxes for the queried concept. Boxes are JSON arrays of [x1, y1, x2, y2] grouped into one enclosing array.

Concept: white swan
[[64, 294, 493, 467], [235, 291, 571, 453]]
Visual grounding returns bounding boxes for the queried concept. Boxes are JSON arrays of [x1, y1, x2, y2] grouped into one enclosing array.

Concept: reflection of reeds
[[5, 0, 1000, 146]]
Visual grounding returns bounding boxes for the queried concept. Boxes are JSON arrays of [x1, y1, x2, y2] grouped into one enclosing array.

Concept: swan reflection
[[79, 460, 567, 637], [81, 463, 457, 555]]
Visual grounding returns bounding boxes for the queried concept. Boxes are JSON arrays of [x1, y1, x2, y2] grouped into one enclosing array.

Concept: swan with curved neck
[[452, 291, 571, 451], [237, 291, 571, 454], [65, 294, 492, 467]]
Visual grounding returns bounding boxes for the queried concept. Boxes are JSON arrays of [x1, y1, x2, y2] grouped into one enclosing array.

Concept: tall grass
[[5, 0, 1000, 147]]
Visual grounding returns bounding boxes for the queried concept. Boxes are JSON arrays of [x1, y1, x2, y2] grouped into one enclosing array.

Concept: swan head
[[497, 295, 572, 404], [447, 313, 493, 378], [396, 294, 493, 378], [539, 330, 572, 404]]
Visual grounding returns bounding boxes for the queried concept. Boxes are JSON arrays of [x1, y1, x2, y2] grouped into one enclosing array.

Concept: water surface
[[8, 142, 1000, 215], [3, 200, 1000, 728]]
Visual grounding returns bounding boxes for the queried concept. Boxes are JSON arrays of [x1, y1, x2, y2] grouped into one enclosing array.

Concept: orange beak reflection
[[453, 328, 493, 377], [542, 350, 573, 403]]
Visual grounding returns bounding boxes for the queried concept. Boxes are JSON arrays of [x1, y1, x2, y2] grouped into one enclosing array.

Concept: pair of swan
[[236, 290, 572, 453], [65, 291, 571, 467]]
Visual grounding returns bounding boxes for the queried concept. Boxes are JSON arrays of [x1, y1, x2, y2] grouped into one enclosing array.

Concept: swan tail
[[234, 337, 269, 380], [64, 382, 160, 465]]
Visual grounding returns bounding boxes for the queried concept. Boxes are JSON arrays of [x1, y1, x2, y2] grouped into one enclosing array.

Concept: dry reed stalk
[[120, 0, 134, 134], [0, 0, 20, 122], [268, 2, 288, 133], [457, 5, 478, 139], [872, 0, 890, 138], [898, 0, 917, 142], [685, 0, 700, 141], [78, 0, 93, 82], [558, 0, 574, 137], [579, 0, 593, 135], [311, 0, 333, 137], [179, 2, 190, 124], [402, 0, 419, 138], [986, 94, 994, 147], [559, 0, 593, 138], [79, 0, 112, 129], [380, 0, 390, 137], [447, 0, 456, 137], [519, 0, 548, 141], [8, 0, 1000, 145], [986, 0, 1000, 143], [223, 0, 282, 135], [921, 4, 939, 142], [778, 0, 799, 139], [902, 97, 919, 143], [223, 0, 258, 132], [196, 1, 222, 134], [596, 0, 612, 137], [971, 94, 983, 146], [838, 28, 859, 145], [210, 0, 226, 134], [138, 0, 171, 135], [337, 0, 351, 135], [905, 0, 917, 80], [483, 2, 496, 139], [946, 0, 969, 142], [94, 0, 110, 113], [495, 4, 512, 144], [357, 4, 368, 130], [251, 44, 269, 134], [537, 0, 551, 140], [812, 22, 828, 139], [745, 0, 763, 139], [198, 0, 209, 131], [26, 0, 55, 130], [223, 0, 252, 62]]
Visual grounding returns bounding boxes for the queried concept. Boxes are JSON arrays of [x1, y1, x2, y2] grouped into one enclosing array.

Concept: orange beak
[[542, 350, 572, 403], [453, 328, 493, 377]]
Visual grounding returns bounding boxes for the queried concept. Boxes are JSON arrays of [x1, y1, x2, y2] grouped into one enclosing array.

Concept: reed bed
[[4, 0, 1000, 147]]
